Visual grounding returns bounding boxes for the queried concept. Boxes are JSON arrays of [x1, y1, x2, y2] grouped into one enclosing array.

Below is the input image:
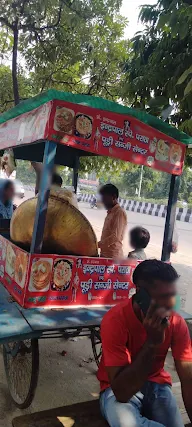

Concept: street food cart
[[0, 89, 191, 408]]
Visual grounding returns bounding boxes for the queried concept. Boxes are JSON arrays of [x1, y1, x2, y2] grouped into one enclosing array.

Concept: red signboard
[[0, 236, 137, 308], [48, 100, 186, 175], [0, 102, 52, 150], [0, 235, 29, 306], [0, 99, 186, 175], [25, 255, 136, 308]]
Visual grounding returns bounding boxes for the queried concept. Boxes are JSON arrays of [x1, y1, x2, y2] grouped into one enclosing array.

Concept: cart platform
[[0, 283, 109, 344], [0, 282, 191, 344]]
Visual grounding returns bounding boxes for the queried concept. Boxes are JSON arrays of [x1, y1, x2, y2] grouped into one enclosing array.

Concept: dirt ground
[[0, 335, 190, 427]]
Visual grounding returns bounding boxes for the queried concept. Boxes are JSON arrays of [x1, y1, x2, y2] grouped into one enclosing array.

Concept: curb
[[80, 194, 192, 223]]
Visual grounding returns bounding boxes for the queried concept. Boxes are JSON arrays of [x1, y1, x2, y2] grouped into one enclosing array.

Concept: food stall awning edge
[[0, 89, 191, 146], [11, 141, 95, 168], [0, 90, 190, 175]]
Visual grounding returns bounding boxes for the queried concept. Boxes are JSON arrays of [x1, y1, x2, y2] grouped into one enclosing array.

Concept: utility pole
[[138, 165, 144, 198]]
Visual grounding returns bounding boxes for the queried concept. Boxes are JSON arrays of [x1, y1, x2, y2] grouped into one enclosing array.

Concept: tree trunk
[[12, 22, 19, 106]]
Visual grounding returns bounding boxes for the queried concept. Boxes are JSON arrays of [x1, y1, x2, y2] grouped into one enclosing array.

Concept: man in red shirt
[[98, 260, 192, 426]]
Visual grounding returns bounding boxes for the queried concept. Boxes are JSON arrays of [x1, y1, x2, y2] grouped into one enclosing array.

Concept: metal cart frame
[[0, 90, 191, 408]]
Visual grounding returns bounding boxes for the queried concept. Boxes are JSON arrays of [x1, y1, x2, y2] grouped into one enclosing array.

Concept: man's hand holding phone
[[143, 302, 170, 347]]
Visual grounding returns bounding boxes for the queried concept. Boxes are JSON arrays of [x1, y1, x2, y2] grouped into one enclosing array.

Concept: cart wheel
[[91, 328, 102, 367], [3, 339, 39, 409]]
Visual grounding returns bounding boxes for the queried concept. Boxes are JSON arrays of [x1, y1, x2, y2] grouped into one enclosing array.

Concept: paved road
[[78, 202, 192, 312], [15, 190, 192, 311], [17, 190, 192, 266], [79, 202, 192, 266]]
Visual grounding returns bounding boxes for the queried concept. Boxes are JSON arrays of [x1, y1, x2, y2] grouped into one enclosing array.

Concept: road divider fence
[[81, 193, 192, 223], [23, 188, 192, 223]]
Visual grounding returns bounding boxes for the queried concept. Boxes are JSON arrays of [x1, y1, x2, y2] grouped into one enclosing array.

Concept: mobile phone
[[134, 288, 151, 317], [134, 288, 168, 324]]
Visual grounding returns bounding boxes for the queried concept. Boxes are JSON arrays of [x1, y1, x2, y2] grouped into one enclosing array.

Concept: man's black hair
[[133, 259, 179, 287], [52, 173, 63, 187], [99, 183, 119, 199], [130, 227, 150, 249]]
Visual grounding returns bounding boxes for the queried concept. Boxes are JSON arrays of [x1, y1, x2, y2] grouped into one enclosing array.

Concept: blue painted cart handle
[[30, 141, 57, 254]]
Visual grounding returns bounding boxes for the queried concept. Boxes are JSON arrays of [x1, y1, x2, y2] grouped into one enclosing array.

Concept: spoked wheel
[[3, 339, 39, 409], [91, 328, 102, 367]]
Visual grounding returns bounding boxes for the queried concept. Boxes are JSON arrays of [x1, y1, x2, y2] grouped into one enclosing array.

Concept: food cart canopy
[[0, 89, 191, 175]]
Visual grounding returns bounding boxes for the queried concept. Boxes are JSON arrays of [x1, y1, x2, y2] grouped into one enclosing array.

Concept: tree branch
[[40, 73, 52, 92], [1, 97, 27, 107], [34, 31, 54, 63], [51, 78, 76, 88], [86, 83, 96, 95], [1, 27, 9, 57], [62, 0, 89, 20], [99, 84, 115, 100], [40, 65, 78, 91], [20, 1, 63, 32], [37, 2, 62, 31], [19, 0, 28, 15], [0, 16, 14, 30]]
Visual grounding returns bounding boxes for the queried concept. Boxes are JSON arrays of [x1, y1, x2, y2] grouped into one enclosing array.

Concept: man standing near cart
[[31, 162, 63, 195], [98, 184, 127, 259]]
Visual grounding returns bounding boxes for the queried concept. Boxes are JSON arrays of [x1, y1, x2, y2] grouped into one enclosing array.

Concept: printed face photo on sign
[[52, 259, 73, 291], [29, 258, 53, 292], [14, 250, 28, 288], [5, 243, 16, 278]]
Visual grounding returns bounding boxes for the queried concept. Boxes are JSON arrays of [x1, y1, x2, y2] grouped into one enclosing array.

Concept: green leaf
[[157, 13, 169, 30], [180, 119, 192, 136], [148, 95, 168, 108], [177, 65, 192, 85], [184, 78, 192, 97]]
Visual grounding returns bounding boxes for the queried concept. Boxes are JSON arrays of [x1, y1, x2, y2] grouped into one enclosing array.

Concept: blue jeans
[[100, 382, 184, 427]]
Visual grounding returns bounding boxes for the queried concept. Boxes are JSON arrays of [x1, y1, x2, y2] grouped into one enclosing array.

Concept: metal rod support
[[72, 156, 79, 194], [138, 165, 144, 198], [161, 174, 180, 262], [30, 141, 57, 254]]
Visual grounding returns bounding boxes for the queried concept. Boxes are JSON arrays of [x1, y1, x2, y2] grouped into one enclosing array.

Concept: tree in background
[[120, 166, 160, 199], [0, 0, 127, 105], [82, 16, 129, 99], [122, 0, 192, 143], [0, 65, 33, 111], [179, 168, 192, 203], [0, 0, 132, 177], [0, 0, 191, 189], [16, 160, 36, 183]]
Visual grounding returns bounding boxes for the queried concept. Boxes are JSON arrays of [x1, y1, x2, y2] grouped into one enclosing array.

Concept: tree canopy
[[122, 0, 192, 165], [0, 0, 127, 105], [0, 0, 131, 175], [0, 0, 191, 181]]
